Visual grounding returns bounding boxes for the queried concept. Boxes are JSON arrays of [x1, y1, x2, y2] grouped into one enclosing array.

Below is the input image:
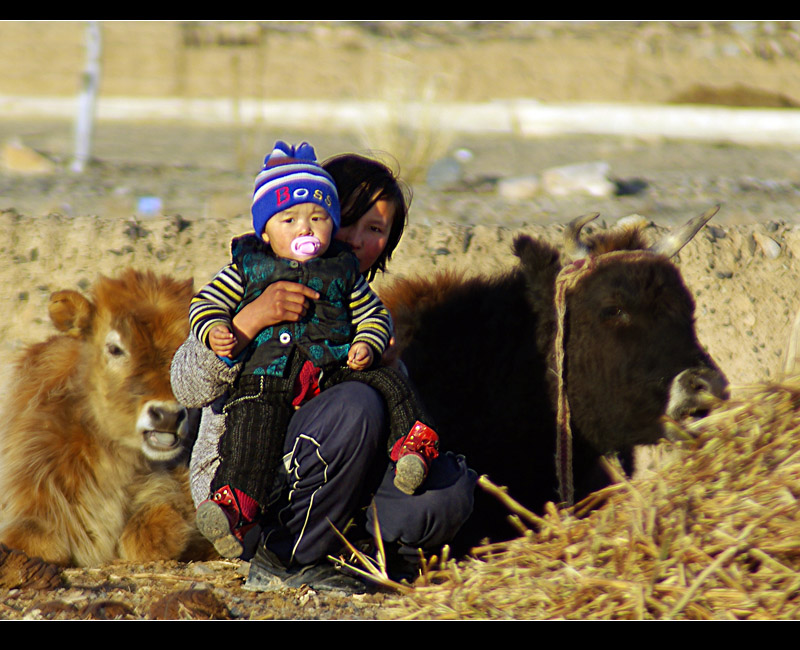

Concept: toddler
[[190, 141, 440, 558]]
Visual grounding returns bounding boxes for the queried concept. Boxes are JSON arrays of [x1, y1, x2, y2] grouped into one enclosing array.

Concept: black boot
[[244, 541, 368, 595]]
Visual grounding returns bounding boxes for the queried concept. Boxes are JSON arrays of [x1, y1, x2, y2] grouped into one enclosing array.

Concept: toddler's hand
[[347, 342, 373, 371], [209, 325, 237, 358]]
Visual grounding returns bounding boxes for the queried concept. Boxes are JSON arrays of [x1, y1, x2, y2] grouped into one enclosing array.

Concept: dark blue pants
[[214, 354, 438, 512], [261, 382, 477, 566]]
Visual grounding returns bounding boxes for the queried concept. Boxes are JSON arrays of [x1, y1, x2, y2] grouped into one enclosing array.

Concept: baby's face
[[262, 203, 333, 261]]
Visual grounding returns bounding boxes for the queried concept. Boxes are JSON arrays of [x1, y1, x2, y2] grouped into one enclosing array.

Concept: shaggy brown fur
[[0, 269, 213, 566], [573, 224, 651, 257]]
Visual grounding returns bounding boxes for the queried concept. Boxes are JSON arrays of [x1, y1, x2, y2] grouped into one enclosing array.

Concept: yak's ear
[[512, 234, 561, 273], [49, 290, 95, 339]]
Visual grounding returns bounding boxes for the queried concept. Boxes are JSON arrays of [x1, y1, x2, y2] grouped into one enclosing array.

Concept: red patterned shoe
[[390, 422, 440, 495], [196, 485, 258, 558]]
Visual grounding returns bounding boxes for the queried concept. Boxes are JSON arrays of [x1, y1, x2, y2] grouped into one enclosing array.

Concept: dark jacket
[[232, 235, 361, 377]]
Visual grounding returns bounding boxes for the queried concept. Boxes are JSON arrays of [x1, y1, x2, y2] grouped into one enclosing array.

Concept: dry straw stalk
[[383, 380, 800, 620]]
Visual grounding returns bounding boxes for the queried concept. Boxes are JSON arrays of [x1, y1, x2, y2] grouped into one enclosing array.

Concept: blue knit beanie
[[251, 141, 340, 236]]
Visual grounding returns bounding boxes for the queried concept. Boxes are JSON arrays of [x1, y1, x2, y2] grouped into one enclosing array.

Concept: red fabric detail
[[233, 488, 259, 522], [211, 485, 259, 524], [292, 361, 322, 406], [390, 421, 440, 464]]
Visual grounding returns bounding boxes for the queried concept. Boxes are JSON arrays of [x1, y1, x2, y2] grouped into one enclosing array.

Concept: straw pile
[[383, 381, 800, 620]]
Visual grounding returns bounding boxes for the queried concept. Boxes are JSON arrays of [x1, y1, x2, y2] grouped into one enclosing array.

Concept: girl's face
[[335, 199, 395, 274]]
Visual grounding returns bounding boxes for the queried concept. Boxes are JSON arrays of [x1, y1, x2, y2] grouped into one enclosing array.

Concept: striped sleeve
[[349, 275, 393, 356], [189, 263, 245, 348]]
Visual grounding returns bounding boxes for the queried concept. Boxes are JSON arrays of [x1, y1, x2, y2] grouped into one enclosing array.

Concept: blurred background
[[1, 21, 800, 386], [2, 20, 800, 226]]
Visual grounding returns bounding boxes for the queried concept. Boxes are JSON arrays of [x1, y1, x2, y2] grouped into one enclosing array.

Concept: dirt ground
[[2, 21, 800, 620]]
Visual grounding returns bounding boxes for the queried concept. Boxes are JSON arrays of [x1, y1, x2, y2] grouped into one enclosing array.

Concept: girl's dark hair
[[322, 153, 411, 282]]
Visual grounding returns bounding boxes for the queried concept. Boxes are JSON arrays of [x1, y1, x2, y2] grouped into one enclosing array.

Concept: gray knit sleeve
[[170, 332, 242, 408]]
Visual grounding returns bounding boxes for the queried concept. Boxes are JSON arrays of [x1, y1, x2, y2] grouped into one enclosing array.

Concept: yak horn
[[563, 212, 600, 258], [649, 205, 720, 258]]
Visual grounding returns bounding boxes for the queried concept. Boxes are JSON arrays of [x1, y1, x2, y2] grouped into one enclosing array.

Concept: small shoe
[[196, 485, 258, 559], [394, 455, 427, 495], [390, 421, 440, 495]]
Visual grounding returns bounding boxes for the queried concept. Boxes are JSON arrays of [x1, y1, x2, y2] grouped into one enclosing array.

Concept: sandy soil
[[1, 21, 800, 620]]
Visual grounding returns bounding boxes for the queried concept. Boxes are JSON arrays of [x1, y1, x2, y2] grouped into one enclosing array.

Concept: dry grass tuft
[[356, 53, 459, 185], [383, 380, 800, 620]]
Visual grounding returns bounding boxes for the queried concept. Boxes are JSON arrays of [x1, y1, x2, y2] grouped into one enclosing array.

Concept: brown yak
[[0, 269, 212, 566], [380, 208, 729, 549]]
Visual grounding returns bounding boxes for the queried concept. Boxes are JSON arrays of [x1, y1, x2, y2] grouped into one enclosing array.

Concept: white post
[[71, 21, 102, 174]]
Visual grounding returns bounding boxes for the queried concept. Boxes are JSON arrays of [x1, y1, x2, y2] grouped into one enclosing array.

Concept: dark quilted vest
[[232, 235, 360, 377]]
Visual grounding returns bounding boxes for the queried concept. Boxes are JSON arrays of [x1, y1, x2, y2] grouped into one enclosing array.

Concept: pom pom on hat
[[251, 141, 340, 236]]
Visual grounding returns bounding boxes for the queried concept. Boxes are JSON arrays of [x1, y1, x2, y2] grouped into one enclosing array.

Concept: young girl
[[191, 142, 440, 559], [171, 150, 476, 593]]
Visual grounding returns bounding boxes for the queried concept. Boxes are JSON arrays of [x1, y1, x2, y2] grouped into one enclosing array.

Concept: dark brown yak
[[380, 207, 728, 548]]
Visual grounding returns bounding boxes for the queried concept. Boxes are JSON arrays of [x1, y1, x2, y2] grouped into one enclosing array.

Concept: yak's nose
[[145, 401, 187, 431], [665, 366, 729, 422]]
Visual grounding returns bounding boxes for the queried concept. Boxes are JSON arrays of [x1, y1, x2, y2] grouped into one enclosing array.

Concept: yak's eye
[[106, 343, 125, 357], [600, 306, 631, 325], [104, 330, 128, 359]]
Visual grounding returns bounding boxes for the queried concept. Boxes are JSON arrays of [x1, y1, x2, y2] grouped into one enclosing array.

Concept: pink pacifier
[[291, 235, 321, 259]]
